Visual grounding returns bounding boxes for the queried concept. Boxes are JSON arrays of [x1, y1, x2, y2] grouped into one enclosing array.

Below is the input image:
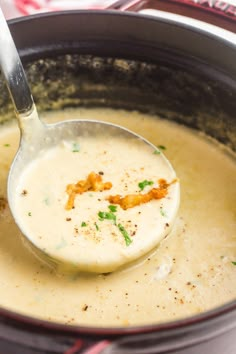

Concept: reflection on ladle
[[0, 8, 180, 273]]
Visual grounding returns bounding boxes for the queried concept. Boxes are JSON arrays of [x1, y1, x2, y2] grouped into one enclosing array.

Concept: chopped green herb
[[3, 143, 10, 147], [160, 207, 167, 217], [118, 224, 132, 246], [81, 221, 87, 227], [94, 222, 100, 231], [98, 211, 117, 224], [153, 149, 161, 155], [72, 142, 80, 152], [138, 180, 154, 191], [232, 261, 236, 266], [158, 145, 166, 150], [28, 212, 32, 216], [108, 205, 117, 213]]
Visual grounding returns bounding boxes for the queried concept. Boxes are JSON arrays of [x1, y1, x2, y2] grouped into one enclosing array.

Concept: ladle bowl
[[0, 8, 179, 273]]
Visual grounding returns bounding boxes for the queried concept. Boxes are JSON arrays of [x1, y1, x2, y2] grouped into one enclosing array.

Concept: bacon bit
[[65, 172, 112, 210], [108, 179, 177, 210]]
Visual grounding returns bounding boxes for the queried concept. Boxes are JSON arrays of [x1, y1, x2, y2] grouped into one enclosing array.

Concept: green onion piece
[[232, 261, 236, 266], [158, 145, 166, 150], [118, 224, 132, 246], [138, 180, 154, 191], [72, 142, 80, 152], [108, 205, 117, 212], [81, 221, 87, 227], [94, 222, 100, 231], [98, 211, 117, 224]]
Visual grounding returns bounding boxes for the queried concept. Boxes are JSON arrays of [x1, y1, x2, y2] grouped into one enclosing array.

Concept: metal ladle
[[0, 8, 179, 273]]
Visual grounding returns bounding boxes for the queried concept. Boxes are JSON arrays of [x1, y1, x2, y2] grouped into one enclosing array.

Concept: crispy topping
[[108, 179, 177, 210], [65, 172, 112, 210]]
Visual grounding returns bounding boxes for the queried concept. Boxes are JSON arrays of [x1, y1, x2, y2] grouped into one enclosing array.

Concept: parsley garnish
[[98, 211, 117, 224], [81, 221, 87, 227], [94, 222, 100, 231], [72, 142, 80, 152], [158, 145, 166, 150], [108, 205, 117, 213], [138, 180, 154, 191], [153, 149, 160, 155], [118, 224, 132, 246], [153, 145, 167, 154], [98, 206, 132, 246], [232, 261, 236, 266]]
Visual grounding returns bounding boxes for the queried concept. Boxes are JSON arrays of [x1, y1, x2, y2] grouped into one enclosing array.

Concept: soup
[[12, 125, 179, 273], [0, 108, 235, 327]]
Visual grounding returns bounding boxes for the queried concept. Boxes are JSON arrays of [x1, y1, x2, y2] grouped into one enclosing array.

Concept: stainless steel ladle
[[0, 8, 179, 273]]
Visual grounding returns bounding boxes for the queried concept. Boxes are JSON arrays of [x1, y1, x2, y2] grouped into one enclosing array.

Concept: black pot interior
[[0, 11, 236, 152]]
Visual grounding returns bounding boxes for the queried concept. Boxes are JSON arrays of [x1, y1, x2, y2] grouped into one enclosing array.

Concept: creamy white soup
[[0, 108, 235, 327], [13, 129, 179, 273]]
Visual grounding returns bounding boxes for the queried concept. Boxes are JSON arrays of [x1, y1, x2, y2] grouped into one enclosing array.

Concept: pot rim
[[0, 298, 235, 337], [0, 9, 235, 337], [9, 8, 236, 46]]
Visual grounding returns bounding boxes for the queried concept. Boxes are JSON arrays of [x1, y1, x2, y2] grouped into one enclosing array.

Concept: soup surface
[[0, 108, 235, 327], [13, 126, 179, 273]]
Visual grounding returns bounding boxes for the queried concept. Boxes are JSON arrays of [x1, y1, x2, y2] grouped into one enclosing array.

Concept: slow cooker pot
[[0, 10, 235, 354]]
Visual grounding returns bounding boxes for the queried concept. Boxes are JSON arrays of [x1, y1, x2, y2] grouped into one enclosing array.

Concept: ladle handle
[[0, 8, 34, 116]]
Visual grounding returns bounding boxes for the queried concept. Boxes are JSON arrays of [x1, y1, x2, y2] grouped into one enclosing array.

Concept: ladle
[[0, 8, 179, 273]]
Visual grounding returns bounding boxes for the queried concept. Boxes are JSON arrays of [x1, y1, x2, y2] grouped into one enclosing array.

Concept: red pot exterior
[[109, 0, 236, 33]]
